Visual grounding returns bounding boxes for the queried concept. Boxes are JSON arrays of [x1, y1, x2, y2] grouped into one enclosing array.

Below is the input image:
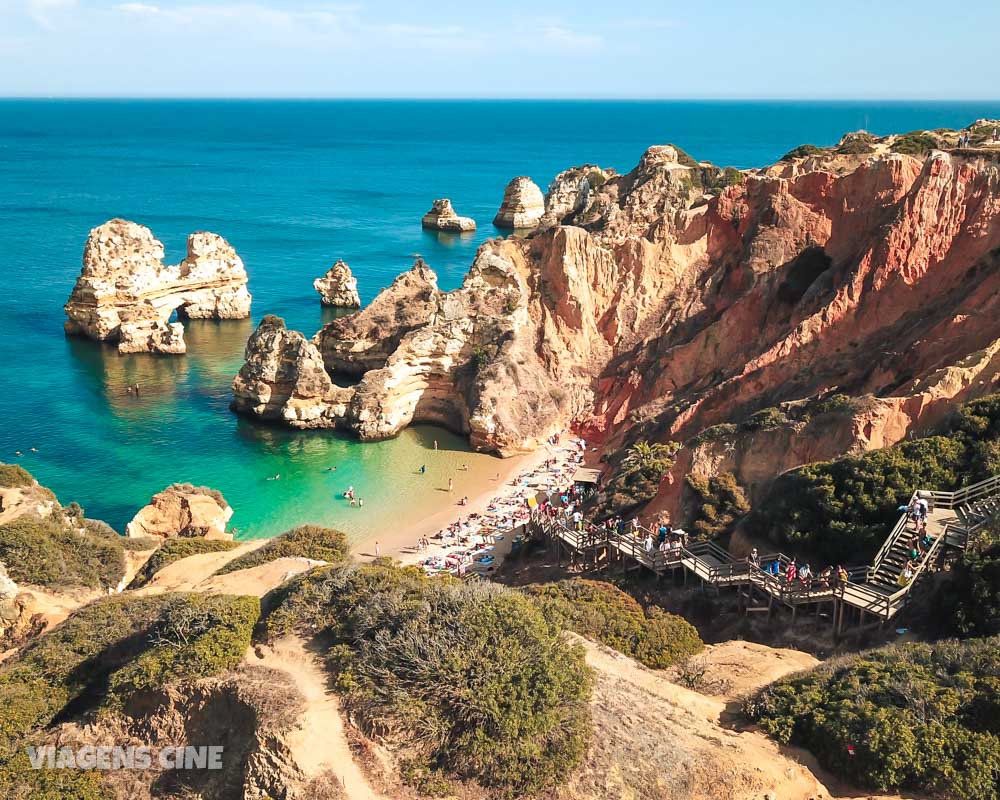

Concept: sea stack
[[421, 199, 476, 232], [313, 259, 361, 308], [493, 176, 545, 229], [64, 219, 251, 354]]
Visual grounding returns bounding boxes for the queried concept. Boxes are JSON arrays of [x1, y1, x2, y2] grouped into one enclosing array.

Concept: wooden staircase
[[529, 472, 1000, 627]]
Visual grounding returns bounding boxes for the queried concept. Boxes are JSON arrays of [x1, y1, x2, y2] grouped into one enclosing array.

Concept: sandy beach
[[351, 433, 588, 570]]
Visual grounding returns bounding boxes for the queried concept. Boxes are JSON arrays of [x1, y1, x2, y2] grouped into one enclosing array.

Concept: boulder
[[64, 219, 251, 354], [493, 176, 545, 229], [125, 484, 234, 540], [421, 199, 476, 232], [313, 260, 361, 308]]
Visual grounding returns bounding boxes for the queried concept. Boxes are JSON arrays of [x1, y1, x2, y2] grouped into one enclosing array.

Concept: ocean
[[2, 99, 999, 539]]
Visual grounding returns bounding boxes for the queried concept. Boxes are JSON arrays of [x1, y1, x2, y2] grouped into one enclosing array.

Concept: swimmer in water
[[267, 474, 280, 481]]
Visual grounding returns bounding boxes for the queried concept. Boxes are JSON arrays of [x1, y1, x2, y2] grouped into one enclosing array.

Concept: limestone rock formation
[[64, 219, 251, 354], [125, 484, 234, 540], [312, 259, 361, 307], [541, 164, 615, 227], [493, 176, 545, 228], [421, 199, 476, 232], [0, 562, 43, 650], [232, 125, 1000, 479]]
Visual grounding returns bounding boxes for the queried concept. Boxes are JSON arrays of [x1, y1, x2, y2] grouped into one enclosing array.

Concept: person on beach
[[434, 440, 439, 451], [419, 465, 426, 474], [460, 463, 468, 471], [375, 541, 381, 557], [448, 478, 454, 492], [359, 498, 364, 508]]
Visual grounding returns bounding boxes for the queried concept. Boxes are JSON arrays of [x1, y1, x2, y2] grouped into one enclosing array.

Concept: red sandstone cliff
[[233, 125, 1000, 519]]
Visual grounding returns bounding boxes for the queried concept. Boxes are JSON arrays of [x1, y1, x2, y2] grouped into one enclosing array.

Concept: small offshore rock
[[313, 260, 361, 308], [421, 199, 476, 232]]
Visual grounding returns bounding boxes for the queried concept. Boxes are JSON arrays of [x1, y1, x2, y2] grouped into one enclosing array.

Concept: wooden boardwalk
[[529, 474, 1000, 632]]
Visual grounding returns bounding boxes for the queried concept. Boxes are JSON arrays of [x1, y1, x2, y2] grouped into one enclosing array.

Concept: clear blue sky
[[1, 0, 997, 99]]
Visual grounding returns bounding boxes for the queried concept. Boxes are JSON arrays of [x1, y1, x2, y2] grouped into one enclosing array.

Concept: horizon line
[[1, 96, 1000, 103]]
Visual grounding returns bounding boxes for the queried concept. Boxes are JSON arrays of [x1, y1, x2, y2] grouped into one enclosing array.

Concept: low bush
[[0, 514, 125, 590], [0, 593, 259, 759], [931, 520, 1000, 637], [753, 435, 966, 564], [781, 143, 824, 161], [745, 637, 1000, 800], [108, 594, 259, 700], [263, 562, 592, 797], [526, 579, 703, 669], [891, 131, 939, 156], [740, 407, 789, 431], [689, 423, 738, 447], [128, 537, 237, 589], [685, 472, 750, 538], [752, 394, 1000, 565], [0, 463, 34, 489], [215, 525, 349, 576]]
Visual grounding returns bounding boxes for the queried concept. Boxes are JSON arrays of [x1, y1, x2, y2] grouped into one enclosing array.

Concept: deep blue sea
[[2, 100, 999, 538]]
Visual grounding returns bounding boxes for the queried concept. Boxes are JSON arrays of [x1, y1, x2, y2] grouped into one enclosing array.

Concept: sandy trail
[[246, 636, 387, 800], [566, 633, 910, 800]]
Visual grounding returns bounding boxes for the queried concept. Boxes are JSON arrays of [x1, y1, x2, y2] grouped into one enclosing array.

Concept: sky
[[0, 0, 998, 99]]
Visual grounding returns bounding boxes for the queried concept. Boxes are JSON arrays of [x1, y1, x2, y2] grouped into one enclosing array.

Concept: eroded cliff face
[[232, 129, 1000, 484], [64, 219, 251, 354]]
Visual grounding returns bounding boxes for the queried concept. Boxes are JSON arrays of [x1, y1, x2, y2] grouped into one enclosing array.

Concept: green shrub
[[891, 131, 939, 156], [752, 394, 1000, 564], [836, 132, 877, 155], [669, 143, 700, 167], [753, 435, 967, 563], [108, 594, 259, 699], [685, 472, 750, 538], [128, 537, 237, 589], [689, 423, 738, 446], [931, 521, 1000, 637], [215, 525, 348, 576], [781, 144, 824, 161], [803, 392, 858, 418], [0, 515, 125, 590], [745, 637, 1000, 800], [0, 591, 260, 782], [263, 562, 592, 796], [740, 407, 789, 431], [526, 579, 703, 669], [0, 595, 169, 758], [591, 440, 680, 520], [0, 463, 34, 489]]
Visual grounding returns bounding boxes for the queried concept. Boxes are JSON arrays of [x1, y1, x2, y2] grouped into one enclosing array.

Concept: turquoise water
[[3, 100, 1000, 538]]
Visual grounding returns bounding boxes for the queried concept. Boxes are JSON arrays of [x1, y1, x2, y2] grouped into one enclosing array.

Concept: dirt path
[[132, 541, 264, 594], [246, 636, 387, 800]]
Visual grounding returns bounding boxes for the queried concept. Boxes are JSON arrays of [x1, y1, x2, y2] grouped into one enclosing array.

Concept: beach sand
[[352, 433, 587, 571]]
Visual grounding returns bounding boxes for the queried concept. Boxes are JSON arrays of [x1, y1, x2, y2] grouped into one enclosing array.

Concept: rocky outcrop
[[421, 198, 476, 232], [312, 259, 361, 307], [125, 484, 234, 540], [233, 126, 1000, 476], [64, 219, 251, 354], [493, 176, 545, 228], [0, 562, 44, 651], [542, 165, 615, 227]]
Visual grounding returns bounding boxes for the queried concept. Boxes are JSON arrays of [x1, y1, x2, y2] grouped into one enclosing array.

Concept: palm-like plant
[[621, 440, 680, 478]]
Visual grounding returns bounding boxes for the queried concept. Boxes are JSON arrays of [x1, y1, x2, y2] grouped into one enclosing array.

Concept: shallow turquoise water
[[2, 100, 999, 538]]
